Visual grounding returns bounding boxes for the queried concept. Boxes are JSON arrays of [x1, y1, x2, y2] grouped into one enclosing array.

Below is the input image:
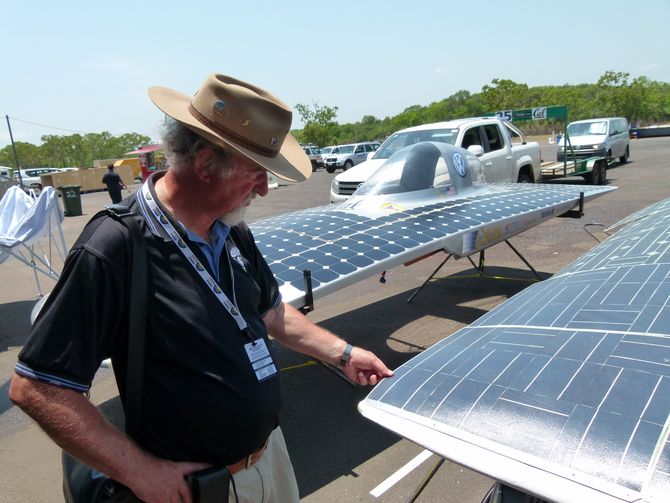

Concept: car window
[[462, 127, 483, 149], [354, 145, 364, 153], [483, 125, 503, 152]]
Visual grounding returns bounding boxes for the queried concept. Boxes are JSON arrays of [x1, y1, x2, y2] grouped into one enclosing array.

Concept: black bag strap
[[105, 203, 147, 440]]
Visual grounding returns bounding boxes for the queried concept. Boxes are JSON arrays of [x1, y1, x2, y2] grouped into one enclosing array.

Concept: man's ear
[[193, 148, 215, 182]]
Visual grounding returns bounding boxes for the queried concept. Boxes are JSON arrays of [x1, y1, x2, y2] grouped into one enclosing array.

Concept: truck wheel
[[619, 146, 629, 164], [344, 160, 353, 170], [517, 172, 532, 183], [326, 167, 335, 173]]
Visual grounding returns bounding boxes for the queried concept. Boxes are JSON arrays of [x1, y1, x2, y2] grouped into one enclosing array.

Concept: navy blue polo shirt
[[16, 171, 283, 465]]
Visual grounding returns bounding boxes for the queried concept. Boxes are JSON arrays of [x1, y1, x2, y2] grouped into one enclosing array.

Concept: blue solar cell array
[[251, 184, 613, 297], [365, 197, 670, 502]]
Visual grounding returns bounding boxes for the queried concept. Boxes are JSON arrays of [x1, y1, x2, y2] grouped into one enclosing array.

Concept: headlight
[[331, 179, 339, 192]]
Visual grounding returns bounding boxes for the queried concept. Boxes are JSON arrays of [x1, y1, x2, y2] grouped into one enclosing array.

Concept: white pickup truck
[[330, 117, 541, 202]]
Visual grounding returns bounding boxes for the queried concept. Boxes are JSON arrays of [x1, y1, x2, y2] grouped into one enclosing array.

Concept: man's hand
[[128, 457, 210, 503], [341, 346, 393, 385]]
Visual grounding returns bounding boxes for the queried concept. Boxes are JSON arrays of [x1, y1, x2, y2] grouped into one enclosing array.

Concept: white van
[[557, 117, 630, 163]]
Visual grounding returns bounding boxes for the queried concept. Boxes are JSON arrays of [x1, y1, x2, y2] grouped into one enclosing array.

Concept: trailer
[[539, 155, 610, 185], [486, 106, 610, 185]]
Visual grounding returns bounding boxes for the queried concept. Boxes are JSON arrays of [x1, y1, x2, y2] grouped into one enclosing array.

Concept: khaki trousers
[[229, 427, 299, 503]]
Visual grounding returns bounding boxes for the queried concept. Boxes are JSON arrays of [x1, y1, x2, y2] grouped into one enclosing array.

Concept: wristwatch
[[338, 343, 353, 368]]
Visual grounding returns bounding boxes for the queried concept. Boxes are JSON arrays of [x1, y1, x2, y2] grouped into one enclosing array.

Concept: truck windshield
[[373, 129, 459, 160], [568, 121, 608, 136]]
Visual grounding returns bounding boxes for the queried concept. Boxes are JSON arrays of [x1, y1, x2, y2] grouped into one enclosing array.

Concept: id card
[[244, 339, 277, 382]]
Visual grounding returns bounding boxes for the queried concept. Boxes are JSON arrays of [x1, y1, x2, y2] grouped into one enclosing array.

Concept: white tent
[[0, 186, 68, 296]]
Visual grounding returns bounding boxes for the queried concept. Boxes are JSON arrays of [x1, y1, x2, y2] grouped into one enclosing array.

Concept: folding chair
[[0, 186, 68, 296]]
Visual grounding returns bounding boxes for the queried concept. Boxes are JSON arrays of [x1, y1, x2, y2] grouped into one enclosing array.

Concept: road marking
[[370, 449, 433, 498]]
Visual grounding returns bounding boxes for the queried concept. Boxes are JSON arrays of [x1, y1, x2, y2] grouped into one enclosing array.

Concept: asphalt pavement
[[1, 137, 668, 502]]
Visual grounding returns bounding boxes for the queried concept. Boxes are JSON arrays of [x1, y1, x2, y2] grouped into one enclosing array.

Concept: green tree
[[294, 102, 339, 147], [481, 79, 530, 112]]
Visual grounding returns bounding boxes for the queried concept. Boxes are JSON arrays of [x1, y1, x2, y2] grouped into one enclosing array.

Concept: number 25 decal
[[495, 110, 513, 122]]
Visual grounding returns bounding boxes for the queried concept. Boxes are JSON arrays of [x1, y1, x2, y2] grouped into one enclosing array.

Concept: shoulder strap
[[105, 203, 147, 439]]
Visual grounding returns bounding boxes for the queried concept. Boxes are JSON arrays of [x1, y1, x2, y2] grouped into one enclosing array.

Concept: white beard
[[219, 206, 247, 226]]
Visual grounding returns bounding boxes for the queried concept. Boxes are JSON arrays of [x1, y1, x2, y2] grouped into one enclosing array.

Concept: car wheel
[[311, 160, 317, 172], [517, 172, 532, 183], [326, 167, 335, 174], [344, 160, 353, 170], [619, 146, 629, 164]]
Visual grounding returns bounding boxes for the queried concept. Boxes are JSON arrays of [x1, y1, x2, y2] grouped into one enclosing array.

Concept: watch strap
[[338, 343, 353, 368]]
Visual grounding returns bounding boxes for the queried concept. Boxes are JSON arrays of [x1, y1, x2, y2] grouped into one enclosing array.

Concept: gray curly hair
[[160, 119, 232, 178]]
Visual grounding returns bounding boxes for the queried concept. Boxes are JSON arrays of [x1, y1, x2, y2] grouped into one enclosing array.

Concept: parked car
[[14, 168, 63, 192], [557, 117, 630, 163], [330, 118, 541, 202], [323, 141, 380, 173], [302, 145, 323, 171]]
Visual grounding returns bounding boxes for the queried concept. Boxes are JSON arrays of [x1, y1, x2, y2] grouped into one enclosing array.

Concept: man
[[10, 74, 393, 503], [102, 164, 127, 203]]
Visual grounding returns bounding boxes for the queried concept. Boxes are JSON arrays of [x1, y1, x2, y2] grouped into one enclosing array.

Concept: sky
[[1, 0, 668, 149]]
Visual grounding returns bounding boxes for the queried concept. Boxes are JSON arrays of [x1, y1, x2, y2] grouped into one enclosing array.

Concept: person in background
[[10, 73, 393, 503], [102, 164, 127, 203]]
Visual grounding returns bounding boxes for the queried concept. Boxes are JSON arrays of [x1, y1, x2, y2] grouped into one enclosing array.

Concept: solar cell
[[360, 197, 670, 503], [251, 184, 615, 306]]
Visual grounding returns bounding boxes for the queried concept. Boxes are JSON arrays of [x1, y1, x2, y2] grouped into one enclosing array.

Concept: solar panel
[[251, 183, 615, 305], [361, 197, 670, 503]]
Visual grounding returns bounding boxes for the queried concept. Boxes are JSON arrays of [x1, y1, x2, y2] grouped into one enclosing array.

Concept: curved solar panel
[[360, 197, 670, 503], [250, 183, 615, 306]]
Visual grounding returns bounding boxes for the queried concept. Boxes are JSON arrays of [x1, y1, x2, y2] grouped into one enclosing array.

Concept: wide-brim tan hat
[[149, 74, 311, 182]]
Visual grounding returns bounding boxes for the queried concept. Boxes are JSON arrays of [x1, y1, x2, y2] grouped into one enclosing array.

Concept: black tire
[[326, 166, 335, 174], [588, 161, 606, 185], [517, 172, 532, 183], [311, 160, 317, 172], [619, 146, 629, 164], [344, 160, 353, 170]]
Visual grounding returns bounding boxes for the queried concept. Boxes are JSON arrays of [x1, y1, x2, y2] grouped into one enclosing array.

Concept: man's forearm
[[10, 374, 208, 502], [265, 303, 346, 364], [9, 374, 149, 487]]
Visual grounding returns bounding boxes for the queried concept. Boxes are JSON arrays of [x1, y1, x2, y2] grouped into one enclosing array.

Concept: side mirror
[[467, 145, 485, 157]]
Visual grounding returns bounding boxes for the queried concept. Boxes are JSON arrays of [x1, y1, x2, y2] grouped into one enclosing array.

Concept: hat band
[[188, 104, 279, 158]]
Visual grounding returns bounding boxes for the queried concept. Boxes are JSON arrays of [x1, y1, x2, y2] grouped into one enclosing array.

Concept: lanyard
[[140, 182, 251, 339]]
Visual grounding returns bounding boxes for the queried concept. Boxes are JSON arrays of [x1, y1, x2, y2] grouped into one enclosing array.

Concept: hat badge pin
[[213, 100, 227, 114]]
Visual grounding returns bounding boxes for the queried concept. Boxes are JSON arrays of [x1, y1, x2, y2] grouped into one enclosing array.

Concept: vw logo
[[453, 153, 467, 177]]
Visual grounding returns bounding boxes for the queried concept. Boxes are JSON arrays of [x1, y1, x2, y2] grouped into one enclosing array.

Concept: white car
[[323, 141, 380, 173], [15, 168, 63, 192], [557, 117, 630, 163]]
